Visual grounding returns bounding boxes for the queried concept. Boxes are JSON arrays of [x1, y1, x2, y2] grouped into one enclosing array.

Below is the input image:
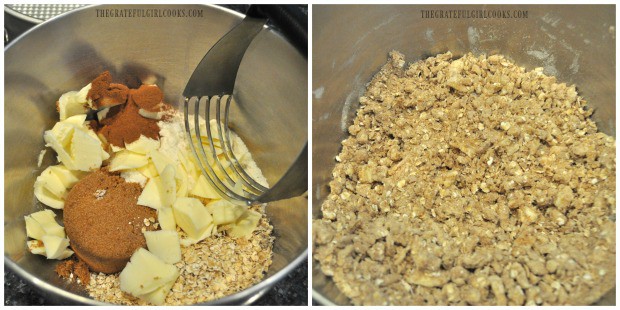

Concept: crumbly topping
[[313, 51, 616, 306]]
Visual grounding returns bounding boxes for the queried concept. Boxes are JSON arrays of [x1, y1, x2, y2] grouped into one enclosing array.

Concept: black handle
[[246, 5, 307, 59]]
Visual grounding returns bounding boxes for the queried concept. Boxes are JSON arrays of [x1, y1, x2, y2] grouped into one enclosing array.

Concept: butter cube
[[190, 174, 221, 199], [138, 109, 165, 120], [25, 210, 65, 239], [206, 199, 247, 225], [137, 164, 176, 210], [126, 135, 160, 155], [138, 281, 175, 305], [33, 183, 64, 209], [43, 130, 73, 167], [178, 150, 199, 180], [160, 165, 176, 208], [179, 223, 215, 246], [57, 85, 90, 121], [148, 150, 175, 175], [172, 197, 213, 239], [157, 207, 176, 231], [41, 235, 73, 259], [70, 129, 107, 171], [109, 150, 148, 172], [137, 161, 159, 178], [26, 240, 46, 255], [175, 164, 189, 198], [58, 90, 88, 121], [44, 115, 108, 172], [228, 210, 262, 238], [35, 166, 67, 200], [48, 165, 84, 188], [119, 248, 179, 296], [144, 230, 182, 264], [137, 177, 163, 209]]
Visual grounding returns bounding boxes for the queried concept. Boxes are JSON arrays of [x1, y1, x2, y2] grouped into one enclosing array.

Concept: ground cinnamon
[[86, 72, 167, 148], [73, 260, 91, 285], [87, 71, 129, 109], [56, 259, 74, 278], [63, 169, 156, 274], [56, 258, 91, 285], [97, 98, 161, 147], [131, 84, 164, 112]]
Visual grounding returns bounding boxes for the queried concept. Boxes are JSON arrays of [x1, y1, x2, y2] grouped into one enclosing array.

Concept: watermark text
[[421, 10, 528, 19], [96, 8, 204, 18]]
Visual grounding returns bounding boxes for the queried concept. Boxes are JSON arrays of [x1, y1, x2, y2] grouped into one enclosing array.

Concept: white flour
[[148, 110, 269, 194], [120, 170, 147, 187], [187, 113, 269, 188], [158, 112, 189, 166]]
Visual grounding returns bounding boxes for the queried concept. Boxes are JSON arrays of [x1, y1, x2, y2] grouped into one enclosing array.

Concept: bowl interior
[[312, 4, 615, 305], [5, 4, 307, 304]]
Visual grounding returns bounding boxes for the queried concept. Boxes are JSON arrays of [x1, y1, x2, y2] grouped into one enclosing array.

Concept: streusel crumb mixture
[[313, 51, 615, 305]]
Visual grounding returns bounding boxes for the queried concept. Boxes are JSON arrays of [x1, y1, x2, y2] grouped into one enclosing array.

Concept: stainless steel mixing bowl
[[312, 4, 615, 305], [5, 4, 307, 305]]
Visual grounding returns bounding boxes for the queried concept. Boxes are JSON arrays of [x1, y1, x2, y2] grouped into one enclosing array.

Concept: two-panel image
[[4, 3, 615, 306]]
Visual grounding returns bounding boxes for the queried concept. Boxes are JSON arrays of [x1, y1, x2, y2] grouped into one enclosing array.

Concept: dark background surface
[[4, 4, 308, 306]]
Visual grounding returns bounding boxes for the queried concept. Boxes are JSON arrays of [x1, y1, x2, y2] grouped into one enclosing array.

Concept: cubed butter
[[180, 223, 215, 246], [148, 150, 175, 175], [44, 114, 108, 172], [137, 161, 159, 178], [33, 183, 65, 209], [137, 176, 164, 209], [189, 174, 221, 199], [25, 209, 65, 239], [206, 199, 247, 225], [35, 166, 67, 200], [172, 197, 213, 239], [157, 207, 176, 231], [27, 239, 46, 255], [160, 165, 177, 208], [48, 164, 84, 188], [137, 280, 175, 305], [58, 90, 88, 121], [41, 235, 73, 259], [175, 164, 189, 198], [144, 230, 182, 264], [119, 248, 179, 296], [227, 210, 262, 238], [126, 135, 161, 155], [70, 129, 107, 171], [109, 150, 149, 171]]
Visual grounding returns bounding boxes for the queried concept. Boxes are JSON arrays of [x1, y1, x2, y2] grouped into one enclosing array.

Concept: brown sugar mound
[[64, 169, 156, 274]]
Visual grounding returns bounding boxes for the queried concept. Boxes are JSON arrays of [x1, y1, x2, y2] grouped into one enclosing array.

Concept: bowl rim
[[312, 288, 337, 306], [4, 3, 308, 305]]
